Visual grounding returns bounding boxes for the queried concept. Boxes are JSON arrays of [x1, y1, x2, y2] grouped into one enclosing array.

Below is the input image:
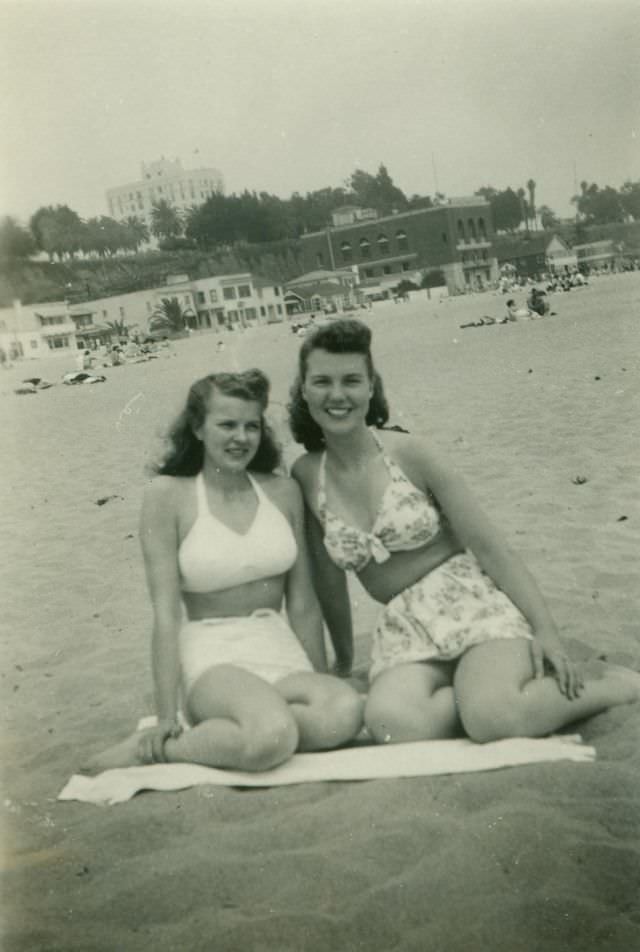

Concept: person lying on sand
[[288, 319, 640, 745], [62, 371, 106, 385], [84, 370, 362, 774], [459, 316, 510, 329]]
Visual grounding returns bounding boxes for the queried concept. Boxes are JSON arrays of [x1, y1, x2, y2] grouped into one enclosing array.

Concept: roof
[[286, 281, 351, 299], [493, 233, 568, 261], [301, 200, 491, 238], [287, 269, 353, 287]]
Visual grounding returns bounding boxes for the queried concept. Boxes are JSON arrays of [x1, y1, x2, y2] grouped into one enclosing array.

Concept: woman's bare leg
[[84, 665, 299, 773], [276, 672, 364, 751], [454, 640, 640, 743], [364, 661, 461, 743]]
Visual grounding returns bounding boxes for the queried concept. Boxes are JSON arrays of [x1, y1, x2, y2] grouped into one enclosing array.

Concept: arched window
[[442, 232, 448, 244], [468, 218, 477, 241], [478, 218, 486, 239], [377, 233, 389, 256], [316, 251, 324, 267], [457, 220, 465, 242], [340, 241, 352, 264], [359, 237, 371, 259], [396, 230, 409, 252]]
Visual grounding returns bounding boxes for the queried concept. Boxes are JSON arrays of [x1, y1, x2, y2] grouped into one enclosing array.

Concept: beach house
[[0, 300, 77, 361]]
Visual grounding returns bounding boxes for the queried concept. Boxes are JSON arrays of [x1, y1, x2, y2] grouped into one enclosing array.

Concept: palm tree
[[105, 318, 130, 339], [150, 200, 183, 241], [149, 297, 188, 334], [125, 215, 150, 251], [516, 188, 528, 234], [526, 179, 536, 231]]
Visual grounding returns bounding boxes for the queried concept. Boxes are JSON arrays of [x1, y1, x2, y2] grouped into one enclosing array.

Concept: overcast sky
[[1, 0, 638, 224]]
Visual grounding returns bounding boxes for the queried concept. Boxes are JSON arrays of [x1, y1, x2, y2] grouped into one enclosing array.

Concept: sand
[[1, 273, 639, 951]]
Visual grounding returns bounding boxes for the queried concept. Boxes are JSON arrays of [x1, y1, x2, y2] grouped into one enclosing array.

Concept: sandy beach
[[1, 273, 639, 951]]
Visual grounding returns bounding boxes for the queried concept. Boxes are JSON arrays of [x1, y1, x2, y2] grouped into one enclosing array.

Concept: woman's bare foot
[[80, 731, 151, 775]]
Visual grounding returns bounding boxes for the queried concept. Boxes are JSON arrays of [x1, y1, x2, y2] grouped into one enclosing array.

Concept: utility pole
[[432, 153, 440, 197]]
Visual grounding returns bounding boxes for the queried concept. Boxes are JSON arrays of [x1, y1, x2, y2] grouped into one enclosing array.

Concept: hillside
[[0, 242, 305, 307]]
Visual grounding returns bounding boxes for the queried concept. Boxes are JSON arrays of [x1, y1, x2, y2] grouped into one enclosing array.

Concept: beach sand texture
[[1, 274, 639, 951]]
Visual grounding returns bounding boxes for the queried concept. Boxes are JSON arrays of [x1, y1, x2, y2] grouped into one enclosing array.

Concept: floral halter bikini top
[[317, 431, 442, 573]]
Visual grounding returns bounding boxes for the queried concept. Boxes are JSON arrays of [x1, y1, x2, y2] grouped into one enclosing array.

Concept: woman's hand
[[530, 635, 585, 700], [138, 719, 183, 764]]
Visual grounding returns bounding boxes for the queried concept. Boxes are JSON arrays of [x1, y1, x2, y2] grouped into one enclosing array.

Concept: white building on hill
[[105, 157, 224, 231]]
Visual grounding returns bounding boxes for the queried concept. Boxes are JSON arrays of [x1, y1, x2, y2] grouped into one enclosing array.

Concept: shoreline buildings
[[297, 198, 499, 295], [0, 271, 285, 361], [105, 157, 224, 232]]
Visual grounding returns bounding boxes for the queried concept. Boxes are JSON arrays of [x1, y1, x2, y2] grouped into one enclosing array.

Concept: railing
[[456, 238, 491, 250]]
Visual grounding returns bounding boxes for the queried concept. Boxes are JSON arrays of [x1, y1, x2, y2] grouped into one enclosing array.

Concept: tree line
[[2, 165, 640, 262]]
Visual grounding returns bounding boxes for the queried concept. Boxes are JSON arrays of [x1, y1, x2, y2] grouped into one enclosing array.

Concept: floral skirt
[[369, 552, 533, 681]]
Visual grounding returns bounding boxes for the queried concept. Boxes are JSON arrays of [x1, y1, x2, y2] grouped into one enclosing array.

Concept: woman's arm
[[281, 478, 329, 673], [139, 478, 184, 729], [403, 441, 561, 642], [305, 509, 354, 673], [291, 457, 354, 674]]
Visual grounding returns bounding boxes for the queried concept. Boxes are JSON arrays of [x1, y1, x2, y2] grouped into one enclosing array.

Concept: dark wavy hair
[[156, 370, 281, 476], [288, 319, 389, 452]]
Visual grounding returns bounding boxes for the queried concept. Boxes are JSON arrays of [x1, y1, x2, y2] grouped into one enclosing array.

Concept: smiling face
[[195, 388, 263, 473], [301, 348, 374, 437]]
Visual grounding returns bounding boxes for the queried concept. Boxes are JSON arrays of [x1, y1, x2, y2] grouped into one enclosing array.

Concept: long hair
[[288, 319, 389, 452], [156, 370, 281, 476]]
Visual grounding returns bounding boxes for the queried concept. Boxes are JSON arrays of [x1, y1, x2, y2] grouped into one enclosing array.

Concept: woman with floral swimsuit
[[288, 319, 640, 745]]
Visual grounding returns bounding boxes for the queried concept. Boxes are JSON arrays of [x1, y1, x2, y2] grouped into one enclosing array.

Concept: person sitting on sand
[[527, 288, 549, 317], [85, 370, 363, 774], [505, 299, 533, 321], [288, 319, 640, 745]]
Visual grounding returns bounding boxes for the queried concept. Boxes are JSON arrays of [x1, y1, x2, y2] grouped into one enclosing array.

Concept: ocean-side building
[[69, 306, 114, 351], [297, 199, 498, 294], [187, 272, 285, 330], [284, 269, 361, 315], [0, 300, 77, 360], [573, 240, 623, 272], [494, 233, 576, 277]]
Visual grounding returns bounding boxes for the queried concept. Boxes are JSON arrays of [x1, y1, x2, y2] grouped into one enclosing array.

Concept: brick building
[[298, 198, 498, 294]]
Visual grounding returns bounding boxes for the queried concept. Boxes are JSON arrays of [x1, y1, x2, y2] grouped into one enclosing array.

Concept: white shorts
[[179, 609, 314, 696]]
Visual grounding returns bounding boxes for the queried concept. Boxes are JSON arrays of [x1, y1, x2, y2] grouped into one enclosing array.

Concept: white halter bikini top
[[179, 472, 297, 593]]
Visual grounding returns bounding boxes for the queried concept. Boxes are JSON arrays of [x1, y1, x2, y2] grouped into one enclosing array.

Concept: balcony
[[39, 322, 77, 335], [456, 238, 491, 251]]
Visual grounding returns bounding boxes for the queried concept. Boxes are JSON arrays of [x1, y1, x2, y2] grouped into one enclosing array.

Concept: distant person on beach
[[527, 288, 549, 317], [288, 319, 640, 745], [85, 370, 362, 774], [110, 345, 123, 366], [505, 299, 533, 321], [76, 349, 93, 371]]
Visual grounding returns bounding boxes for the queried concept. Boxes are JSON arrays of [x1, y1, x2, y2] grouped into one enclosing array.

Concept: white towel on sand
[[59, 734, 595, 806]]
